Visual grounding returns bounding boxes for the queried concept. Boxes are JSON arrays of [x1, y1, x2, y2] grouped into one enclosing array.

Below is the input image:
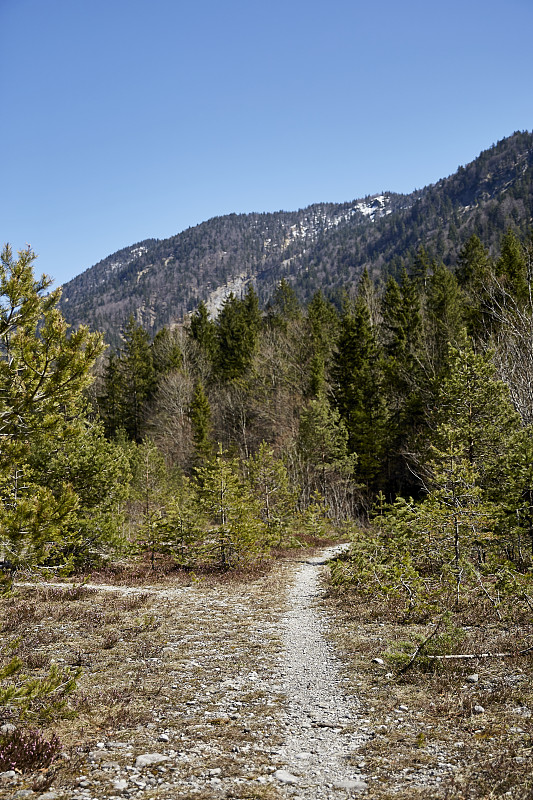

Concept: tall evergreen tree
[[427, 341, 521, 495], [380, 271, 426, 495], [426, 262, 464, 375], [215, 287, 261, 381], [189, 380, 213, 465], [496, 229, 528, 305], [119, 315, 156, 442], [455, 235, 493, 339], [332, 289, 386, 491], [188, 301, 217, 362]]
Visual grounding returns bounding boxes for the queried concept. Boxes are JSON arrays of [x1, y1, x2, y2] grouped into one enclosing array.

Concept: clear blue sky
[[2, 0, 532, 287]]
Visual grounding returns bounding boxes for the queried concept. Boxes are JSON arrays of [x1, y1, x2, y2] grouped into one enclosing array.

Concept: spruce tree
[[332, 287, 386, 491], [189, 380, 213, 465], [189, 301, 217, 362], [247, 442, 296, 545], [426, 262, 464, 375], [496, 229, 528, 305], [195, 447, 267, 567], [380, 271, 426, 495], [427, 341, 521, 495], [215, 288, 261, 381], [119, 315, 156, 442]]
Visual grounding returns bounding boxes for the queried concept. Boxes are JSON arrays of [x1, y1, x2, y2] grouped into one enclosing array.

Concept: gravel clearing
[[9, 545, 528, 799]]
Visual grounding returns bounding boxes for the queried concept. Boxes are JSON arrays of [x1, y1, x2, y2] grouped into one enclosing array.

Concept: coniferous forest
[[5, 227, 533, 606]]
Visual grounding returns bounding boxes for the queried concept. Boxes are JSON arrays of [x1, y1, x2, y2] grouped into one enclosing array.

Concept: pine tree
[[129, 441, 169, 568], [247, 442, 296, 545], [0, 245, 104, 569], [188, 301, 217, 362], [380, 271, 426, 495], [195, 446, 268, 567], [427, 341, 521, 495], [496, 229, 528, 305], [267, 279, 301, 329], [28, 420, 131, 568], [215, 288, 261, 381], [455, 235, 493, 339], [98, 352, 123, 438], [297, 393, 356, 515], [425, 262, 464, 375], [332, 287, 386, 491], [156, 476, 206, 567]]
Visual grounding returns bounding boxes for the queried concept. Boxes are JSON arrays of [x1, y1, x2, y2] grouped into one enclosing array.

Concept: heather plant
[[0, 726, 61, 772]]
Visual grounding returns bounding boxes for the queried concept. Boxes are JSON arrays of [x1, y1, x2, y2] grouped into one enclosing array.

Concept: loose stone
[[135, 753, 170, 768], [333, 779, 369, 792], [274, 769, 300, 784]]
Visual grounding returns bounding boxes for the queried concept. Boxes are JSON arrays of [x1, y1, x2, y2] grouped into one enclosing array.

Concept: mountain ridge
[[59, 130, 533, 344]]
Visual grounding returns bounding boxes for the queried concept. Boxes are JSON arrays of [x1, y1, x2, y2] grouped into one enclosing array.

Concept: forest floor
[[0, 547, 532, 800]]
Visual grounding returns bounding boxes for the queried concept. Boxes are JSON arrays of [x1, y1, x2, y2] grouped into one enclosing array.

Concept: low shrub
[[0, 727, 61, 772]]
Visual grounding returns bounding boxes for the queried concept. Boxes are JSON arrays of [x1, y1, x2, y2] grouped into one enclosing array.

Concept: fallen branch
[[399, 614, 447, 673], [425, 645, 533, 661]]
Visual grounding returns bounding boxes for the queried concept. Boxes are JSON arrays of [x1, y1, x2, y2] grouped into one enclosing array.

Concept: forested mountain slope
[[59, 131, 533, 343]]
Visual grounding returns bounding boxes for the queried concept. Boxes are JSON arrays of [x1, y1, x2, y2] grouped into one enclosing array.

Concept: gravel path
[[274, 546, 370, 797]]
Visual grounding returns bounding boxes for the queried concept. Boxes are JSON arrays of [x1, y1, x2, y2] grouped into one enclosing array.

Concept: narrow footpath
[[274, 545, 370, 797]]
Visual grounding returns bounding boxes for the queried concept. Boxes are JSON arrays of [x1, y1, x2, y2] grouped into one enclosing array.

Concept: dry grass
[[324, 585, 533, 800], [0, 562, 289, 799], [3, 547, 530, 798]]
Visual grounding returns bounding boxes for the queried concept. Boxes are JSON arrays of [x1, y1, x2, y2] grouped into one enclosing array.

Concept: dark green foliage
[[380, 271, 426, 495], [425, 263, 464, 374], [496, 229, 529, 304], [267, 279, 302, 328], [118, 315, 157, 442], [189, 301, 217, 361], [332, 285, 386, 491], [189, 381, 213, 465], [214, 287, 261, 381]]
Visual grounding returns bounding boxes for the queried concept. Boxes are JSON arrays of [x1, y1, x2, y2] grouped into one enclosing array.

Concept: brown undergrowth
[[324, 581, 533, 800], [0, 559, 292, 799]]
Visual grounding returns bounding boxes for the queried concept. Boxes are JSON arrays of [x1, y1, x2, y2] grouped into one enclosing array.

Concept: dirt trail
[[274, 545, 370, 797]]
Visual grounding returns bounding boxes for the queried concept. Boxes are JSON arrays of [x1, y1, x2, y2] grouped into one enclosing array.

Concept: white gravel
[[276, 545, 371, 797]]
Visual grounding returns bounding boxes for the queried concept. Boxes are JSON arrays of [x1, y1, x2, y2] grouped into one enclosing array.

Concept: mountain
[[59, 131, 533, 344]]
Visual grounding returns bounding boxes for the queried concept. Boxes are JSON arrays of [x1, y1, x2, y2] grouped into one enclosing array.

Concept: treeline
[[89, 227, 533, 581], [4, 227, 533, 584]]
